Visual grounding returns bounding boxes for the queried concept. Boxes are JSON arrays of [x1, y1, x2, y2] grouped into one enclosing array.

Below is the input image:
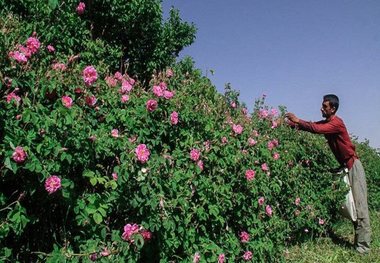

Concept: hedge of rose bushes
[[1, 3, 380, 263]]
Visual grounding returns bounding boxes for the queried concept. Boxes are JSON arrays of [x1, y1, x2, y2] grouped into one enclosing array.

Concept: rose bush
[[1, 2, 379, 263]]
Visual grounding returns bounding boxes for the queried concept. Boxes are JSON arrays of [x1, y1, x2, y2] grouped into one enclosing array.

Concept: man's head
[[321, 94, 339, 118]]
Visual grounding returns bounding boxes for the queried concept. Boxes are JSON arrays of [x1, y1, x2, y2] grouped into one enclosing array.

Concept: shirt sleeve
[[298, 119, 341, 134]]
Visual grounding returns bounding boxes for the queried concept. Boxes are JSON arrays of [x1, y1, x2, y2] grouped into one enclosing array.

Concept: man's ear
[[331, 107, 336, 113]]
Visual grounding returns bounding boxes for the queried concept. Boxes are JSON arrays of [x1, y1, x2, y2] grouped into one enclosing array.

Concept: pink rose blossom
[[218, 253, 225, 263], [190, 149, 201, 161], [197, 160, 204, 171], [261, 163, 269, 171], [258, 197, 265, 206], [26, 37, 40, 54], [242, 107, 248, 115], [121, 80, 133, 93], [265, 205, 273, 217], [135, 144, 150, 163], [12, 146, 27, 163], [230, 101, 236, 108], [85, 95, 97, 107], [259, 109, 269, 119], [146, 99, 158, 112], [159, 82, 167, 90], [111, 129, 119, 138], [114, 72, 123, 81], [319, 218, 325, 225], [6, 91, 21, 104], [112, 172, 118, 181], [47, 45, 55, 53], [9, 51, 27, 63], [295, 197, 301, 206], [152, 85, 164, 97], [239, 231, 250, 243], [105, 76, 118, 87], [45, 175, 61, 194], [267, 139, 279, 150], [163, 90, 174, 99], [141, 229, 152, 241], [82, 66, 98, 86], [18, 45, 32, 58], [271, 120, 278, 129], [121, 95, 129, 103], [248, 137, 257, 146], [193, 252, 200, 263], [221, 137, 228, 144], [16, 114, 22, 120], [122, 223, 140, 242], [100, 248, 111, 257], [170, 111, 179, 125], [232, 124, 243, 135], [62, 96, 73, 108], [166, 68, 174, 78], [252, 130, 259, 137], [245, 169, 256, 181], [243, 251, 253, 261], [273, 152, 280, 160], [270, 108, 278, 116], [76, 2, 86, 15], [127, 77, 135, 85]]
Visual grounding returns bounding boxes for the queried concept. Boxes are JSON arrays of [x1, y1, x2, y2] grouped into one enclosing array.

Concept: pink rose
[[265, 205, 273, 217], [166, 68, 174, 78], [271, 120, 278, 129], [111, 129, 119, 138], [121, 95, 129, 103], [232, 124, 243, 135], [62, 96, 73, 108], [273, 152, 280, 160], [193, 252, 200, 263], [295, 197, 301, 206], [230, 101, 236, 108], [85, 95, 97, 107], [221, 137, 228, 144], [12, 146, 27, 163], [45, 175, 61, 194], [170, 111, 179, 125], [152, 85, 163, 97], [122, 223, 140, 242], [135, 144, 150, 163], [47, 45, 55, 53], [319, 218, 325, 225], [76, 2, 85, 15], [146, 99, 158, 112], [112, 172, 118, 181], [105, 76, 117, 87], [259, 109, 269, 119], [218, 254, 225, 263], [141, 229, 152, 241], [9, 51, 27, 63], [258, 196, 265, 206], [243, 251, 253, 261], [252, 130, 259, 137], [114, 72, 123, 81], [197, 160, 204, 171], [26, 37, 40, 54], [248, 137, 257, 146], [261, 163, 269, 171], [82, 66, 98, 86], [121, 80, 133, 93], [190, 149, 201, 161], [6, 91, 21, 104], [239, 231, 250, 243], [242, 107, 248, 115], [270, 108, 278, 117], [245, 169, 255, 181], [163, 90, 174, 99], [100, 248, 111, 257]]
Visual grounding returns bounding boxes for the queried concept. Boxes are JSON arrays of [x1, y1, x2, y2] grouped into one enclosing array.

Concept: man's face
[[321, 100, 335, 118]]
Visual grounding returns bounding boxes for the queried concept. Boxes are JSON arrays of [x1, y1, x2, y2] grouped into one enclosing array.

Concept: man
[[285, 94, 371, 254]]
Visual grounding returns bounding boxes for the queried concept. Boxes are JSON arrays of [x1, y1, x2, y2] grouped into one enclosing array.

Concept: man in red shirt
[[285, 94, 371, 254]]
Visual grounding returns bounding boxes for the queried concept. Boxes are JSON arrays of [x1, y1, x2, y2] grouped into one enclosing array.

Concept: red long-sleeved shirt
[[294, 115, 358, 169]]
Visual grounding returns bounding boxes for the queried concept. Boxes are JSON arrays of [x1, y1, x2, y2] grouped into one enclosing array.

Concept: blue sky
[[162, 1, 380, 149]]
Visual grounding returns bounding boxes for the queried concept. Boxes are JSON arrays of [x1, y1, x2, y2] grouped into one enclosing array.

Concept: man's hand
[[285, 112, 300, 124]]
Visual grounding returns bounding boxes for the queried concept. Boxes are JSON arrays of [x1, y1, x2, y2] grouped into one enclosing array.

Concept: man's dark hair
[[323, 94, 339, 112]]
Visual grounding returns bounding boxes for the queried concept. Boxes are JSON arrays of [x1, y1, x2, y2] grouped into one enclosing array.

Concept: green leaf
[[48, 0, 59, 10], [93, 212, 103, 224]]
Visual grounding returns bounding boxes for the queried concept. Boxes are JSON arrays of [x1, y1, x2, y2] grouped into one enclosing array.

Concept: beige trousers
[[348, 159, 371, 252]]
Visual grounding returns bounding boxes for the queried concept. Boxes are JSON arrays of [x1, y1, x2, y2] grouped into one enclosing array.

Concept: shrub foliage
[[1, 1, 379, 262]]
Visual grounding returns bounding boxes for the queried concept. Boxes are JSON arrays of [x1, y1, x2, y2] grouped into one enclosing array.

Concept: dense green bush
[[1, 2, 379, 263]]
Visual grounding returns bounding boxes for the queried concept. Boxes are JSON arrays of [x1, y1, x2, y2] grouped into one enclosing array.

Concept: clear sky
[[162, 0, 380, 150]]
